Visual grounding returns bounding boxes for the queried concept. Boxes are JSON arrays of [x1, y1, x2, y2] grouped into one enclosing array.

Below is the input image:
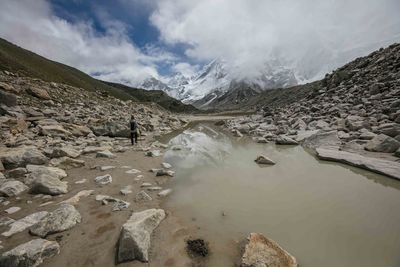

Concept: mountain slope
[[103, 81, 197, 113], [0, 37, 196, 113]]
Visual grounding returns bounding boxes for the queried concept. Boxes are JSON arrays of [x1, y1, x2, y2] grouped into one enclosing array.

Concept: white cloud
[[0, 0, 163, 85], [151, 0, 400, 80], [171, 62, 199, 77]]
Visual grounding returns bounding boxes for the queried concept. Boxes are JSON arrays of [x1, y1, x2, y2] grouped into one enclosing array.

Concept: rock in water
[[30, 204, 81, 237], [255, 155, 276, 165], [275, 136, 299, 145], [0, 180, 28, 197], [316, 148, 400, 180], [30, 174, 68, 195], [117, 209, 166, 263], [241, 233, 297, 267], [0, 239, 59, 267], [364, 134, 400, 153]]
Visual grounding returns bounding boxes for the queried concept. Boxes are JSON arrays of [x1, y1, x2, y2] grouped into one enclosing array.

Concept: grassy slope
[[0, 37, 197, 113]]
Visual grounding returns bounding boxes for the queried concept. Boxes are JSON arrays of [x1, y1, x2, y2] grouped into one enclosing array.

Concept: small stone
[[161, 162, 172, 169], [120, 185, 133, 195], [96, 150, 115, 158], [5, 206, 21, 214], [99, 165, 116, 171], [145, 150, 161, 157], [135, 190, 152, 202], [94, 174, 112, 185], [158, 189, 172, 197], [125, 169, 141, 174]]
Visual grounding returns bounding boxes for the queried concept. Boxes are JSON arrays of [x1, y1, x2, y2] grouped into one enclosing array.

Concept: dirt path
[[0, 118, 227, 266]]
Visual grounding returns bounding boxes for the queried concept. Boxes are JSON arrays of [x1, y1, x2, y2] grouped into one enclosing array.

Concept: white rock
[[30, 204, 81, 237], [0, 238, 60, 266], [5, 206, 21, 214], [158, 189, 172, 197], [2, 211, 48, 237], [255, 155, 276, 165], [117, 209, 166, 262], [0, 180, 28, 197], [241, 233, 298, 267], [94, 174, 112, 185]]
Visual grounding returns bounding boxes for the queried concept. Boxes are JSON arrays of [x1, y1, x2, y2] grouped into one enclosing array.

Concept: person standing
[[130, 115, 138, 145]]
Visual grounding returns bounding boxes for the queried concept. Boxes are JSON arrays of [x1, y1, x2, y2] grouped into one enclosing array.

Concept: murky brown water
[[163, 124, 400, 267]]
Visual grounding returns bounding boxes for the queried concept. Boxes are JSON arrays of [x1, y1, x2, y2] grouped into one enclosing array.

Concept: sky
[[0, 0, 399, 86]]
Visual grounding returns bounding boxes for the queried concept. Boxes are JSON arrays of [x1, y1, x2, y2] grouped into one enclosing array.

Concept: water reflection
[[163, 123, 400, 267]]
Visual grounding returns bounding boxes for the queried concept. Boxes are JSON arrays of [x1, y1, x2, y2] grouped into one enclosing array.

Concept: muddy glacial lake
[[161, 123, 400, 267]]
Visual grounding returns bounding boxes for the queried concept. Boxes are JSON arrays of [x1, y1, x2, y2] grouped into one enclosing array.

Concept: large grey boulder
[[2, 211, 48, 237], [91, 121, 129, 137], [49, 157, 85, 169], [378, 123, 400, 137], [39, 124, 71, 137], [275, 136, 299, 145], [302, 130, 341, 150], [30, 174, 68, 195], [0, 180, 28, 197], [0, 89, 17, 107], [51, 147, 81, 158], [241, 233, 298, 267], [117, 209, 166, 263], [0, 239, 59, 267], [25, 165, 67, 185], [0, 146, 48, 169], [30, 204, 81, 237], [316, 148, 400, 180], [364, 134, 400, 153]]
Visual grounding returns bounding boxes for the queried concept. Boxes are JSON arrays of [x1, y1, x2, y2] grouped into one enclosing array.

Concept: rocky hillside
[[0, 38, 195, 113], [224, 43, 400, 178]]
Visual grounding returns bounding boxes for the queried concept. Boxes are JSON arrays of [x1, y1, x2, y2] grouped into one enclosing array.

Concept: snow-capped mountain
[[139, 59, 299, 105]]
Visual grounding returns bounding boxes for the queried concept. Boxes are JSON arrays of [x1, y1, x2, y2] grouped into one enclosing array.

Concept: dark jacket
[[130, 120, 138, 133]]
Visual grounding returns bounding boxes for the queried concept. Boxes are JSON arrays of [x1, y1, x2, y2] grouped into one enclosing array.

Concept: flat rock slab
[[117, 209, 165, 263], [0, 238, 59, 267], [241, 233, 297, 267], [61, 190, 94, 205], [316, 148, 400, 180], [30, 204, 81, 237], [2, 211, 48, 237]]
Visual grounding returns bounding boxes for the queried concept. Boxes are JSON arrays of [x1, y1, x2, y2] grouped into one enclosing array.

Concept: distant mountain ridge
[[0, 37, 196, 113], [140, 59, 299, 106]]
